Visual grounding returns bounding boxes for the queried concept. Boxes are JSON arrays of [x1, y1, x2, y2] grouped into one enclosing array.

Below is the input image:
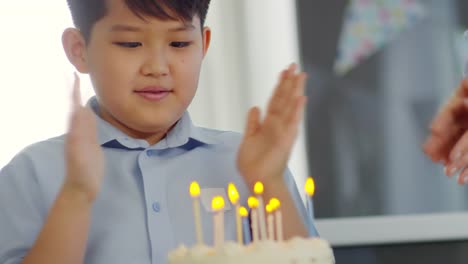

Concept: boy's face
[[68, 0, 210, 142]]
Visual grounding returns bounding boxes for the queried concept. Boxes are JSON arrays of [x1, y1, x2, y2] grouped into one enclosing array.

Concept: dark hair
[[67, 0, 211, 42]]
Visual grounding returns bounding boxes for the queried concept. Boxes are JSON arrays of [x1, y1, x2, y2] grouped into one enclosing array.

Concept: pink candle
[[189, 182, 203, 244], [228, 183, 242, 244], [254, 182, 267, 240], [270, 198, 283, 242], [266, 204, 274, 241], [212, 196, 225, 249]]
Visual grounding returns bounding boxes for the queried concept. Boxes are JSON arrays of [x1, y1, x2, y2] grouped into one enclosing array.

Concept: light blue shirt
[[0, 97, 317, 264]]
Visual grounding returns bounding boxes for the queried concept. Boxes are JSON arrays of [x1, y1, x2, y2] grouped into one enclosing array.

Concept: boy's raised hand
[[237, 64, 307, 187], [423, 79, 468, 184], [63, 73, 104, 202]]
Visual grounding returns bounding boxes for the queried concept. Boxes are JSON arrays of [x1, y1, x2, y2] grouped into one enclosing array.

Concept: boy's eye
[[114, 42, 142, 48], [170, 42, 191, 48]]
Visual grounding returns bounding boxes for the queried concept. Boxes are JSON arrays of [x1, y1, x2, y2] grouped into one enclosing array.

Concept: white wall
[[0, 2, 94, 167]]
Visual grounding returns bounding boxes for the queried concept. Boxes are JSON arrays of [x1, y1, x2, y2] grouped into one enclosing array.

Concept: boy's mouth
[[134, 86, 171, 101]]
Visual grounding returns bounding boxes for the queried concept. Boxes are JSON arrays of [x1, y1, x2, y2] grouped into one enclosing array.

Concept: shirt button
[[146, 150, 154, 157], [152, 202, 161, 213]]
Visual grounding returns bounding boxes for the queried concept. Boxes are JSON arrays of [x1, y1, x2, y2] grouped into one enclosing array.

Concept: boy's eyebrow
[[168, 24, 196, 32], [110, 24, 143, 32], [109, 24, 196, 33]]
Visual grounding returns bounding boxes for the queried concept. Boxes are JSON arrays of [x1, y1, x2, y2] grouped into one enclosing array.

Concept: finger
[[286, 71, 306, 103], [430, 98, 462, 138], [429, 80, 468, 134], [445, 131, 468, 175], [245, 107, 261, 137], [431, 80, 468, 137], [446, 150, 468, 178], [423, 80, 468, 162], [284, 73, 307, 121], [83, 108, 99, 143], [67, 73, 82, 133], [272, 64, 295, 100], [281, 64, 299, 102], [424, 98, 466, 161], [296, 72, 307, 97], [423, 133, 460, 163], [72, 72, 82, 110], [458, 166, 468, 185], [287, 96, 307, 128], [67, 106, 99, 149], [66, 111, 82, 150], [266, 70, 288, 116], [424, 102, 466, 162], [267, 64, 297, 116], [448, 131, 468, 162]]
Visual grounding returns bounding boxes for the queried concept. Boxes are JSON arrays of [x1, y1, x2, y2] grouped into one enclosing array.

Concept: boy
[[0, 0, 317, 263]]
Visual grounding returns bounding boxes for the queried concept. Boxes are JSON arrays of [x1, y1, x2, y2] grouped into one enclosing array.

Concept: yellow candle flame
[[247, 196, 259, 209], [227, 183, 240, 205], [266, 204, 273, 214], [269, 198, 280, 210], [190, 181, 201, 198], [211, 196, 225, 211], [239, 206, 248, 218], [305, 177, 315, 197], [254, 181, 264, 195]]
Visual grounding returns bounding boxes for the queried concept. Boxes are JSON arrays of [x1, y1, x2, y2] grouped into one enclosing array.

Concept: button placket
[[138, 150, 175, 259]]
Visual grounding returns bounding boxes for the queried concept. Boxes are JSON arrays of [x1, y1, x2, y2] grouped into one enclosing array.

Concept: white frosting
[[167, 245, 188, 261], [221, 241, 245, 256], [189, 244, 216, 257], [168, 238, 335, 264]]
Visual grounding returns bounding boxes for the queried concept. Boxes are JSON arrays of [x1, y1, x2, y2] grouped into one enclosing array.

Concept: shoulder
[[1, 134, 66, 177], [0, 136, 66, 262], [24, 134, 66, 155], [15, 135, 65, 160]]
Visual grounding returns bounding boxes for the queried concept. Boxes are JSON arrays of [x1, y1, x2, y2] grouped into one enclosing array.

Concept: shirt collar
[[87, 97, 219, 149]]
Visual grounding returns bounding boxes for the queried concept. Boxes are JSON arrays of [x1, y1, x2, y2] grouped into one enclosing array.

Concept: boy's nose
[[140, 53, 169, 77]]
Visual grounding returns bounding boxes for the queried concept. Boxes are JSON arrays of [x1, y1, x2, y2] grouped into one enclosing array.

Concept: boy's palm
[[237, 65, 307, 186], [64, 74, 104, 202]]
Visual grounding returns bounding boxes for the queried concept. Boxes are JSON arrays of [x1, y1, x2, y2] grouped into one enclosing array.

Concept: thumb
[[67, 72, 83, 132], [245, 107, 261, 137], [72, 72, 82, 110]]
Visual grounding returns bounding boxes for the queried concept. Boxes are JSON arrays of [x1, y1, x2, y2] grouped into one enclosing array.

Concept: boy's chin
[[130, 116, 180, 133]]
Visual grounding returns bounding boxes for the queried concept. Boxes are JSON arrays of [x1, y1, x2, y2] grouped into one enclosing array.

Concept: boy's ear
[[202, 26, 211, 57], [62, 28, 89, 73]]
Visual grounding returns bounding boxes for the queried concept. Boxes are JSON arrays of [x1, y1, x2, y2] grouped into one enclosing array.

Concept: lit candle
[[239, 206, 251, 244], [227, 183, 242, 244], [189, 181, 203, 245], [270, 198, 283, 242], [212, 196, 225, 249], [266, 203, 274, 241], [305, 177, 316, 221], [247, 196, 259, 242], [254, 181, 267, 240]]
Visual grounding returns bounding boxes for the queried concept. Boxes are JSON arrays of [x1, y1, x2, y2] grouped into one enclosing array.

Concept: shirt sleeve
[[0, 152, 46, 264], [284, 168, 319, 237]]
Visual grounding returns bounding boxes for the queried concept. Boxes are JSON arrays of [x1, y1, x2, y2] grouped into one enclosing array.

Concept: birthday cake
[[169, 179, 334, 264], [168, 237, 335, 264]]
